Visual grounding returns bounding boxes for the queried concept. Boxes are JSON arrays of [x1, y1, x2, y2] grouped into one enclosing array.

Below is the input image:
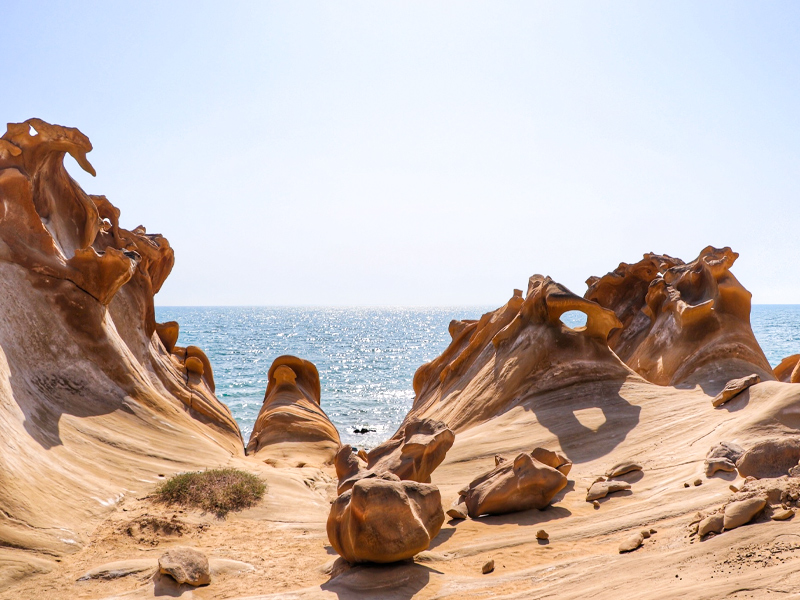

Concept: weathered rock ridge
[[0, 119, 242, 585]]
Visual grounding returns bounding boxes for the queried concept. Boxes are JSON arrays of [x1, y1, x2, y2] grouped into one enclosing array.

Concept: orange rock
[[586, 247, 774, 386], [246, 356, 340, 466], [156, 321, 180, 353], [774, 354, 800, 383]]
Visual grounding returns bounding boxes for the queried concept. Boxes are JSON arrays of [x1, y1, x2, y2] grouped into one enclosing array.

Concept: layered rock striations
[[246, 355, 341, 466], [585, 246, 774, 386], [0, 119, 242, 583], [407, 276, 633, 431]]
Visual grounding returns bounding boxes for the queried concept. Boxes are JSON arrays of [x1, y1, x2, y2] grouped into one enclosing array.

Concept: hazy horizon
[[4, 2, 800, 306]]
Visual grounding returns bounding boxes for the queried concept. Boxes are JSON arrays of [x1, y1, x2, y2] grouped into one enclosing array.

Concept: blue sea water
[[155, 305, 800, 449]]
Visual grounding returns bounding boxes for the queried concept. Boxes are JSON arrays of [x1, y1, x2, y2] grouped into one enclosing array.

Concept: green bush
[[154, 468, 266, 518]]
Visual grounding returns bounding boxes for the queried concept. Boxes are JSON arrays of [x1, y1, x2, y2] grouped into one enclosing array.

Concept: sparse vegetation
[[153, 468, 266, 518]]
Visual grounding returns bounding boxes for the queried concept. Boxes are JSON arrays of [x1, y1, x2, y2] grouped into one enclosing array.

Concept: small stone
[[649, 528, 657, 534], [705, 458, 737, 477], [684, 483, 690, 488], [693, 479, 703, 487], [689, 523, 699, 536], [619, 532, 644, 553], [711, 374, 760, 407], [482, 559, 494, 574], [729, 485, 739, 492], [771, 508, 795, 521], [641, 530, 651, 539], [586, 480, 631, 501], [698, 513, 724, 537], [606, 462, 643, 478], [723, 497, 767, 530], [592, 501, 600, 509], [446, 503, 468, 520], [536, 529, 549, 540], [158, 547, 210, 586]]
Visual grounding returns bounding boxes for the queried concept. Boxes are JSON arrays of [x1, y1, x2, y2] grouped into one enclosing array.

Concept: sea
[[155, 305, 800, 449]]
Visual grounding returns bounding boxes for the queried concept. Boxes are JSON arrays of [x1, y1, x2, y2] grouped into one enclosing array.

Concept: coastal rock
[[705, 458, 737, 477], [156, 321, 180, 353], [334, 418, 454, 493], [158, 547, 210, 586], [707, 442, 746, 464], [326, 475, 444, 563], [606, 461, 642, 478], [698, 513, 724, 537], [585, 248, 774, 386], [586, 480, 631, 502], [774, 354, 800, 383], [460, 450, 568, 517], [405, 277, 631, 430], [712, 374, 761, 407], [736, 438, 800, 479], [247, 356, 341, 466], [723, 497, 766, 530], [618, 532, 644, 553], [0, 119, 242, 568]]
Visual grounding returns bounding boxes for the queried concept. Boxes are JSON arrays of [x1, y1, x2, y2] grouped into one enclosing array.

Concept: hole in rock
[[560, 310, 587, 329], [572, 407, 606, 432], [29, 124, 38, 137]]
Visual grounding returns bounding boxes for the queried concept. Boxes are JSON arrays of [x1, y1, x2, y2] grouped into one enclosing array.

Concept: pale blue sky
[[2, 2, 799, 305]]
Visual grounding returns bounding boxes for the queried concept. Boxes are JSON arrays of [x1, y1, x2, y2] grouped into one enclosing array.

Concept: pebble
[[592, 500, 600, 509], [619, 532, 644, 553], [641, 530, 651, 539], [536, 529, 549, 540], [482, 560, 494, 574], [771, 508, 795, 521], [693, 479, 703, 486]]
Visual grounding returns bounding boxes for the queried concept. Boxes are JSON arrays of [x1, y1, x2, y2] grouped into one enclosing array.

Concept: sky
[[2, 1, 800, 305]]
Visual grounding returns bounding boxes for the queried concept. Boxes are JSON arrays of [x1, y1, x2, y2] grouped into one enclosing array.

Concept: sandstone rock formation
[[736, 438, 800, 479], [586, 480, 632, 502], [326, 474, 444, 563], [585, 247, 774, 386], [246, 355, 341, 466], [454, 449, 570, 517], [334, 417, 454, 494], [406, 277, 632, 431], [0, 119, 242, 584], [774, 354, 800, 383], [158, 547, 211, 586], [712, 374, 761, 407]]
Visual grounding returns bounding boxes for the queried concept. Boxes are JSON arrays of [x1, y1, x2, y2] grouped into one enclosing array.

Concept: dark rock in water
[[353, 427, 375, 434]]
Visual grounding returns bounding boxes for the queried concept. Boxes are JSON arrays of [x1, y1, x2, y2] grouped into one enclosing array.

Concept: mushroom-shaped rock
[[712, 374, 761, 407], [586, 480, 631, 502], [736, 438, 800, 479], [460, 451, 568, 517], [156, 321, 180, 353], [698, 513, 724, 537], [326, 475, 444, 564], [247, 356, 341, 466], [723, 497, 766, 530], [406, 276, 631, 431], [586, 248, 774, 386], [158, 547, 211, 586]]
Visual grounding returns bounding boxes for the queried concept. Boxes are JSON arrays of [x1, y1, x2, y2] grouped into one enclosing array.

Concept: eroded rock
[[705, 458, 737, 477], [707, 441, 746, 464], [698, 513, 724, 537], [158, 547, 210, 586], [736, 438, 800, 479], [586, 480, 631, 502], [618, 532, 644, 553], [326, 475, 444, 563], [606, 461, 642, 478], [712, 374, 760, 407], [459, 450, 569, 517], [723, 497, 766, 530]]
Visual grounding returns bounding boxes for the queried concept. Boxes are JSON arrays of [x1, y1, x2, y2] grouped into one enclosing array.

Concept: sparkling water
[[155, 305, 800, 449]]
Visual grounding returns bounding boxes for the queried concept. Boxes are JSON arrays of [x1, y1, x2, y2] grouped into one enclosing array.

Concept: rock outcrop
[[0, 119, 242, 583], [326, 474, 444, 563], [774, 354, 800, 383], [585, 247, 774, 386], [334, 418, 454, 494], [736, 438, 800, 479], [453, 449, 570, 517], [406, 277, 632, 431], [246, 355, 341, 466]]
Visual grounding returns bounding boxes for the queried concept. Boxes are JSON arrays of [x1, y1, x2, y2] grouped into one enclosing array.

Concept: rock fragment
[[698, 513, 724, 537], [619, 532, 644, 553], [446, 501, 468, 520], [606, 461, 642, 478], [737, 438, 800, 479], [712, 374, 760, 407], [693, 479, 703, 486], [158, 547, 211, 586], [586, 480, 631, 501], [723, 497, 767, 530], [536, 529, 549, 540], [771, 508, 794, 521], [482, 559, 494, 574], [705, 458, 737, 477], [707, 441, 746, 464]]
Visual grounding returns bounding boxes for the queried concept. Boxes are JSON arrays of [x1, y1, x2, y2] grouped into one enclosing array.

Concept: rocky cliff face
[[0, 119, 242, 580]]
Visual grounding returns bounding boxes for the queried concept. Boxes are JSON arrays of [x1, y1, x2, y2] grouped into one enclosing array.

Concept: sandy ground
[[5, 378, 800, 600]]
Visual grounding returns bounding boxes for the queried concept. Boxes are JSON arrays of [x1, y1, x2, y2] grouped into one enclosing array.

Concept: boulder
[[158, 547, 211, 586], [698, 513, 724, 537], [771, 508, 795, 521], [736, 438, 800, 479], [619, 532, 644, 553], [707, 441, 746, 464], [586, 480, 631, 502], [712, 374, 760, 407], [460, 451, 569, 517], [705, 458, 737, 477], [326, 475, 444, 564], [723, 497, 767, 530], [774, 354, 800, 383]]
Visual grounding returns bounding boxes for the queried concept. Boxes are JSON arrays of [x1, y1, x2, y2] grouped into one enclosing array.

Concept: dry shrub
[[154, 468, 266, 518]]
